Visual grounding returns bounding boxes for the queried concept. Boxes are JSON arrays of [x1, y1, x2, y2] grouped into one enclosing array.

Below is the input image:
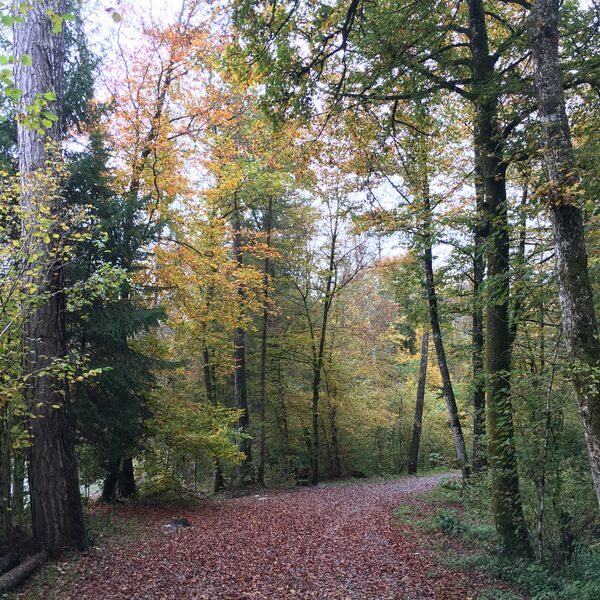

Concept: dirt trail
[[26, 473, 494, 599]]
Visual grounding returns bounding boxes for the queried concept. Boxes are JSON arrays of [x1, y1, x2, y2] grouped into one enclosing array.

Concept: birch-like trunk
[[532, 0, 600, 508]]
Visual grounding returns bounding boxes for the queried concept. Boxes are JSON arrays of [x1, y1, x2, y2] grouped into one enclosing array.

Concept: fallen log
[[0, 553, 19, 575], [0, 552, 47, 593]]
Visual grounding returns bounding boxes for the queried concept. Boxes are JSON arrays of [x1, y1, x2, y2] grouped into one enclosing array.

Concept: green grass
[[393, 479, 600, 600]]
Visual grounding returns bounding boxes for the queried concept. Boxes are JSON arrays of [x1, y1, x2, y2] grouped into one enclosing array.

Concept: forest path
[[35, 473, 494, 599]]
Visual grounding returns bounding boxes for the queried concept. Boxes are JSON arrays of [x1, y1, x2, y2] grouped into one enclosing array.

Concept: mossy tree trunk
[[532, 0, 600, 508]]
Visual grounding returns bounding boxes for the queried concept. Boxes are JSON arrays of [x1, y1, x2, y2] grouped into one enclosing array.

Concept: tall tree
[[231, 3, 530, 548], [471, 143, 487, 473], [532, 0, 600, 507], [65, 128, 164, 503], [257, 197, 273, 485], [14, 0, 85, 552], [408, 330, 429, 474], [232, 192, 253, 483], [467, 0, 529, 554]]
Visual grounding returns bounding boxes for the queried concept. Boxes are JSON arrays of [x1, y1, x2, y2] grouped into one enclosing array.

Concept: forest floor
[[12, 473, 522, 599]]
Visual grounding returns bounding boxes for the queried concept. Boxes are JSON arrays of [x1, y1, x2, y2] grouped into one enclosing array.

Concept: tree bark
[[328, 399, 341, 478], [532, 0, 600, 507], [422, 200, 470, 479], [201, 344, 225, 492], [202, 346, 214, 405], [310, 221, 337, 485], [324, 370, 342, 478], [101, 456, 136, 502], [468, 0, 529, 555], [408, 331, 429, 474], [508, 181, 529, 348], [14, 0, 85, 554], [472, 143, 487, 472], [11, 451, 24, 519], [212, 461, 225, 493], [257, 198, 273, 486], [0, 553, 47, 594], [0, 406, 11, 545], [232, 194, 252, 483], [0, 554, 19, 576]]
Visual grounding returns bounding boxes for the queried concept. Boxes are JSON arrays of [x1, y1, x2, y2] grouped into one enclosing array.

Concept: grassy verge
[[393, 477, 600, 600]]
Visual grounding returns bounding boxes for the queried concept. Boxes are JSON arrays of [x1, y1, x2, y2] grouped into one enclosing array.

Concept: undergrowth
[[394, 476, 600, 600]]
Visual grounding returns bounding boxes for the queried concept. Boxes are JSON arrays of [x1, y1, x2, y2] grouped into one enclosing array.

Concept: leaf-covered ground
[[17, 474, 510, 599]]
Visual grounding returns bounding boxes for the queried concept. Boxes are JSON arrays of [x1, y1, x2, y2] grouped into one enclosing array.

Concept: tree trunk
[[257, 198, 273, 486], [472, 142, 487, 472], [408, 331, 429, 474], [509, 181, 529, 347], [0, 406, 11, 545], [310, 365, 321, 485], [212, 461, 225, 493], [276, 361, 289, 443], [422, 203, 469, 479], [329, 401, 342, 478], [14, 0, 85, 554], [11, 451, 24, 519], [323, 370, 342, 479], [532, 0, 600, 508], [0, 554, 19, 576], [0, 553, 47, 594], [232, 194, 252, 484], [117, 457, 136, 497], [202, 346, 214, 404], [310, 224, 337, 486], [202, 345, 225, 492], [101, 456, 136, 502], [468, 0, 529, 555]]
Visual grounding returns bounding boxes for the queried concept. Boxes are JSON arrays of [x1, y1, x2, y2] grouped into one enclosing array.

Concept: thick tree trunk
[[101, 457, 136, 502], [14, 0, 85, 554], [408, 331, 429, 474], [257, 198, 273, 486], [232, 195, 252, 483], [532, 0, 600, 507], [117, 457, 136, 497], [468, 0, 529, 555], [472, 143, 487, 473]]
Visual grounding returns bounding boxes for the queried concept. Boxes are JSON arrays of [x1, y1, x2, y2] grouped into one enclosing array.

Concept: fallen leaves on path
[[20, 474, 500, 599]]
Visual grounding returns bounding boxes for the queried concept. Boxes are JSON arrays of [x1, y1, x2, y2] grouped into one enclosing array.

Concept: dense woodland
[[0, 0, 600, 596]]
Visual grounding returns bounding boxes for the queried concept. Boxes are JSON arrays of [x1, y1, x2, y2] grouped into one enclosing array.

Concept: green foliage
[[64, 126, 167, 485], [407, 479, 600, 600], [435, 509, 464, 536]]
